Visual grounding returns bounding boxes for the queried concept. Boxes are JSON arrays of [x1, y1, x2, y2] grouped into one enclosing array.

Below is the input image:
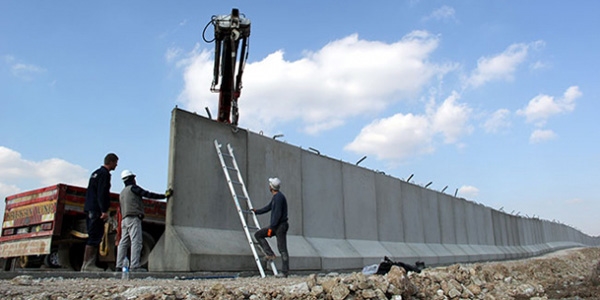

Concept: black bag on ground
[[375, 256, 425, 275]]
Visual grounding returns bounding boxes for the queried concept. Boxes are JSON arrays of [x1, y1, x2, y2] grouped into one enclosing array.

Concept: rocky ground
[[2, 247, 600, 299]]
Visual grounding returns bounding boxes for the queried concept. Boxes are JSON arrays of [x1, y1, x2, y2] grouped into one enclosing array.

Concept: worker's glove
[[165, 188, 174, 199], [267, 228, 274, 237]]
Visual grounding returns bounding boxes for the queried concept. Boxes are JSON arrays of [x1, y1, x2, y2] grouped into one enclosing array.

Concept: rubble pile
[[2, 247, 600, 299]]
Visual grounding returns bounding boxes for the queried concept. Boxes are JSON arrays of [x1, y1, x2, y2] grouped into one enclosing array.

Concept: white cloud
[[345, 113, 434, 161], [429, 91, 473, 143], [483, 109, 511, 133], [458, 185, 479, 199], [7, 59, 46, 80], [0, 182, 20, 200], [0, 146, 88, 190], [530, 61, 549, 70], [529, 129, 557, 144], [423, 5, 457, 22], [566, 198, 584, 205], [165, 47, 183, 63], [466, 42, 538, 88], [0, 182, 20, 221], [517, 86, 581, 127], [177, 31, 457, 134], [345, 92, 472, 162], [0, 146, 89, 218]]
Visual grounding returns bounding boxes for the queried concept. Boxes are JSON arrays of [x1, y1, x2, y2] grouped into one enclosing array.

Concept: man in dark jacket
[[116, 169, 172, 272], [253, 177, 289, 277], [82, 153, 118, 272]]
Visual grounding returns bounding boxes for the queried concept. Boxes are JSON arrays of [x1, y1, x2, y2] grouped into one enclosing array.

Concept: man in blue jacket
[[253, 177, 289, 277], [82, 153, 118, 272]]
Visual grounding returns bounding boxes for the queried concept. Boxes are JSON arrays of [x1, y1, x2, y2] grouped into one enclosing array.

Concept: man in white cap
[[252, 177, 289, 277], [116, 169, 173, 272]]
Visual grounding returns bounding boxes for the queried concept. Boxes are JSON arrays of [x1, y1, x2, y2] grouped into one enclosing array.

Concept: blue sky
[[1, 1, 599, 236]]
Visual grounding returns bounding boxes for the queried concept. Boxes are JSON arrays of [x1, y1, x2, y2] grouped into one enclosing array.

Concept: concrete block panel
[[380, 242, 420, 262], [375, 174, 405, 242], [480, 206, 495, 245], [166, 109, 246, 229], [149, 226, 190, 271], [421, 189, 441, 244], [518, 218, 530, 245], [302, 152, 344, 239], [471, 204, 493, 245], [167, 109, 248, 230], [347, 239, 393, 265], [466, 244, 503, 262], [247, 133, 303, 235], [438, 194, 456, 244], [542, 220, 556, 242], [342, 164, 377, 240], [400, 183, 425, 243], [406, 243, 439, 266], [284, 235, 322, 271], [436, 244, 468, 264], [507, 215, 519, 247], [426, 243, 460, 265], [306, 237, 363, 270], [491, 210, 509, 246], [463, 200, 479, 244], [534, 219, 544, 244], [452, 198, 468, 244]]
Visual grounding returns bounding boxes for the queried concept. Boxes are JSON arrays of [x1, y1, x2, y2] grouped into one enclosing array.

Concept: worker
[[82, 153, 118, 272], [253, 177, 289, 277], [116, 169, 173, 272]]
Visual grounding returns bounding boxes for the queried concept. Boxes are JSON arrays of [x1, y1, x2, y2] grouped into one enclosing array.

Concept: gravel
[[2, 247, 600, 299]]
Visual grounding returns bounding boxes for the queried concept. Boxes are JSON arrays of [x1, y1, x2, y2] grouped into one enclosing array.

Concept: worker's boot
[[80, 245, 103, 272], [277, 251, 289, 278], [257, 239, 275, 261]]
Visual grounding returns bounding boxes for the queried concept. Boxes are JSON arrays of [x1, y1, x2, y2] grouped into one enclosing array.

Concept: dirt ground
[[1, 247, 600, 299]]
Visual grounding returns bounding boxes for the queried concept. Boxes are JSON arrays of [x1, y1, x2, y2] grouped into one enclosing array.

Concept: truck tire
[[43, 250, 62, 268], [140, 231, 156, 268]]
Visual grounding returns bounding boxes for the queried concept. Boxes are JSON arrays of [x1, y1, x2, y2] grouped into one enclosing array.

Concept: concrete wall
[[149, 108, 600, 272]]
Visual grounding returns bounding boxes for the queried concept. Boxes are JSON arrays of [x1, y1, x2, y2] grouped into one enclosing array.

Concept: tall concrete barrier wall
[[149, 108, 600, 272]]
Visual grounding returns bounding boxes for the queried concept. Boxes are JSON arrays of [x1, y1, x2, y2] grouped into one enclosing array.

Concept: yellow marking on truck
[[41, 214, 54, 222], [2, 220, 14, 228], [3, 201, 57, 225], [6, 190, 57, 206]]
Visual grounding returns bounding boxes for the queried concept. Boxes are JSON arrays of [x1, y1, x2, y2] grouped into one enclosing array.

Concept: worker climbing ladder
[[214, 139, 278, 278]]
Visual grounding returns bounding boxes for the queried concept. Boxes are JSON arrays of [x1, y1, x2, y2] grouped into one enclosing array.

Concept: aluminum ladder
[[214, 139, 278, 278]]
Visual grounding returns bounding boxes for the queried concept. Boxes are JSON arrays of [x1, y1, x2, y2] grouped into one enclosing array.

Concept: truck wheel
[[43, 251, 61, 268], [140, 231, 156, 268]]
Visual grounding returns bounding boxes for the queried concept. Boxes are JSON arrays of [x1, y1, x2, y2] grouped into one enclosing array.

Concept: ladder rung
[[230, 180, 243, 185], [226, 166, 237, 171]]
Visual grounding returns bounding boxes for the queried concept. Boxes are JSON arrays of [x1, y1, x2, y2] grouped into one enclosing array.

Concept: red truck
[[0, 184, 166, 271]]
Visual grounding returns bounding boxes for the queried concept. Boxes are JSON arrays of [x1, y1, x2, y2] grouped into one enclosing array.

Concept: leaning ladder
[[214, 140, 278, 278]]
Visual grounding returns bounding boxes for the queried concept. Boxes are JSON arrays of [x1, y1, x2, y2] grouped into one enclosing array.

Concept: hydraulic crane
[[203, 8, 251, 127]]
